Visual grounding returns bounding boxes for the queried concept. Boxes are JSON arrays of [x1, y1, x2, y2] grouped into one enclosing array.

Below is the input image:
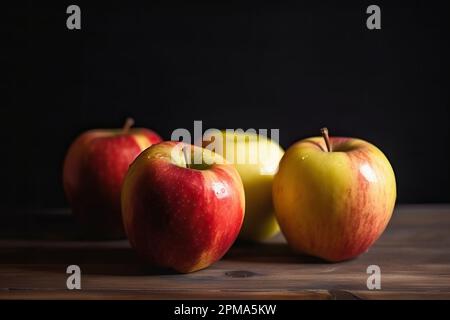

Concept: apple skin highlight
[[121, 142, 245, 273], [273, 135, 396, 262], [63, 127, 162, 239]]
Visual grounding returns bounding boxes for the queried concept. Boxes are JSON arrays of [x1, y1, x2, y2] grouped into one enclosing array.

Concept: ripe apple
[[202, 130, 284, 242], [273, 128, 396, 261], [121, 141, 245, 273], [63, 118, 162, 239]]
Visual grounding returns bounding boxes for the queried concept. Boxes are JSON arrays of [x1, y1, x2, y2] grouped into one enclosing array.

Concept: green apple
[[202, 130, 284, 241]]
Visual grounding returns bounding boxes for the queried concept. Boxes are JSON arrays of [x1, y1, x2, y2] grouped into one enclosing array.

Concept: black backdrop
[[2, 0, 449, 210]]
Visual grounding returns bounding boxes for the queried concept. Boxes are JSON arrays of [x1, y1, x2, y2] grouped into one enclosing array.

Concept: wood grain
[[0, 205, 449, 299]]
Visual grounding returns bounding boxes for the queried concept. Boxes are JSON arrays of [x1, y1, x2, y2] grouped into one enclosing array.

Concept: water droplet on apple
[[212, 182, 228, 199]]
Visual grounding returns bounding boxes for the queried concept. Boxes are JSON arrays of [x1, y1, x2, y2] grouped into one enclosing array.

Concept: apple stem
[[182, 146, 190, 169], [123, 117, 135, 134], [321, 127, 332, 152]]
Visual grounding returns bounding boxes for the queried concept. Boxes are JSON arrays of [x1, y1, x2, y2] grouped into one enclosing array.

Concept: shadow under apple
[[225, 237, 328, 264]]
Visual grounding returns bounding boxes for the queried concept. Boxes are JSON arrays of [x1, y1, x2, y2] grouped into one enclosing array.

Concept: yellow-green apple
[[121, 141, 245, 273], [63, 118, 162, 238], [273, 128, 396, 261], [202, 130, 284, 242]]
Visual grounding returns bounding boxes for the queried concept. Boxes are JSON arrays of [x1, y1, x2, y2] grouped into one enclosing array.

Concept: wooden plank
[[0, 205, 449, 299]]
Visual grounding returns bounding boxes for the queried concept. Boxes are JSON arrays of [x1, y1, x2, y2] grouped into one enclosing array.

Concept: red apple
[[273, 128, 396, 261], [121, 141, 245, 273], [63, 118, 162, 238]]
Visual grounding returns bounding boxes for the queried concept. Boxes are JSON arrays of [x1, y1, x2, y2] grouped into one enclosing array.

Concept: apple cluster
[[63, 120, 396, 273]]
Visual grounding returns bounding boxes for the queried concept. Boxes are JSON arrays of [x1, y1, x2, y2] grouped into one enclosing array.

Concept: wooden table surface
[[0, 205, 449, 300]]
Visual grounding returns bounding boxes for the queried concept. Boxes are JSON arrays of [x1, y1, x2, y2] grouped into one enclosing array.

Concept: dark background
[[2, 0, 449, 210]]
